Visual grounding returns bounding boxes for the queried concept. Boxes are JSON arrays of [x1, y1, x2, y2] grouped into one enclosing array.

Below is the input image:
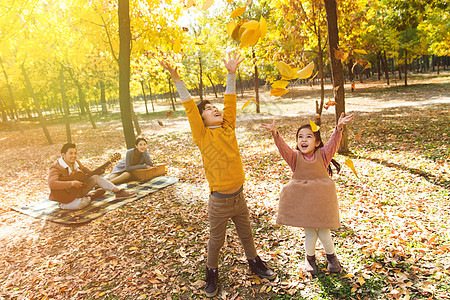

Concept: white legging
[[304, 228, 336, 256]]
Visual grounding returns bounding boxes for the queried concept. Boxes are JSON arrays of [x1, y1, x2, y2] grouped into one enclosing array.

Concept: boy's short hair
[[197, 100, 211, 117], [61, 143, 76, 154]]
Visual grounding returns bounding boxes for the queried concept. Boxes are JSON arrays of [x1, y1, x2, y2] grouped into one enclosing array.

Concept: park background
[[0, 0, 449, 299]]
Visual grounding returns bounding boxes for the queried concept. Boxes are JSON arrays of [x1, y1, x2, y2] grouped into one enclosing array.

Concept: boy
[[48, 143, 135, 210], [161, 53, 275, 297]]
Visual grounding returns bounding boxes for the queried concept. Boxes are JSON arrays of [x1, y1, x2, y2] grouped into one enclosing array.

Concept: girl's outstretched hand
[[223, 52, 244, 74], [260, 119, 277, 135], [160, 61, 181, 83], [337, 112, 355, 130]]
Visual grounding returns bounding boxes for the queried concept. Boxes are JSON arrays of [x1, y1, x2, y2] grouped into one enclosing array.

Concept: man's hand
[[71, 180, 84, 189], [222, 53, 243, 74], [260, 119, 277, 135], [160, 61, 181, 83], [337, 113, 355, 130]]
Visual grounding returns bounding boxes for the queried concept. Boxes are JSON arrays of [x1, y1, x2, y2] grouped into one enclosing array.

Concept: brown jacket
[[48, 159, 90, 203], [277, 149, 340, 229]]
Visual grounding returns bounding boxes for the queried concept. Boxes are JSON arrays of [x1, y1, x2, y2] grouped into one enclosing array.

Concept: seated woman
[[108, 138, 154, 184]]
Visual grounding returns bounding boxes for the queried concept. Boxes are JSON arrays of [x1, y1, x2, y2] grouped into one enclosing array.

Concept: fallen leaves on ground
[[0, 85, 448, 299]]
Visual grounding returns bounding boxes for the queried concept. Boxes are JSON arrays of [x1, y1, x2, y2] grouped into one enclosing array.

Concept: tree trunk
[[404, 49, 408, 86], [168, 76, 176, 111], [0, 57, 23, 131], [437, 56, 440, 75], [147, 80, 155, 112], [383, 50, 390, 85], [140, 81, 149, 114], [119, 0, 135, 148], [60, 66, 72, 143], [0, 98, 8, 122], [324, 0, 347, 153], [198, 54, 204, 102], [130, 98, 141, 135], [206, 74, 218, 98], [76, 84, 97, 129], [100, 81, 107, 114], [238, 70, 244, 98], [377, 52, 381, 80], [252, 49, 260, 113], [21, 63, 53, 145], [316, 27, 325, 126]]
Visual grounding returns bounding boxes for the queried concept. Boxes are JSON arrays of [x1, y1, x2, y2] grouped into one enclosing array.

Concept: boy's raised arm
[[222, 53, 243, 129]]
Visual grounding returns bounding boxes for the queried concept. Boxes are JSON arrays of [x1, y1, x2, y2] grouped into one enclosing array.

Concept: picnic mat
[[11, 176, 178, 225]]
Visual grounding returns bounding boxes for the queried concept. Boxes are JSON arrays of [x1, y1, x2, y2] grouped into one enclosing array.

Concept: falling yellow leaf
[[334, 48, 345, 60], [242, 20, 259, 30], [173, 39, 181, 53], [355, 129, 362, 143], [333, 85, 340, 91], [242, 98, 252, 109], [227, 20, 236, 37], [272, 80, 289, 89], [326, 99, 336, 107], [239, 28, 261, 48], [250, 97, 258, 105], [354, 49, 367, 54], [231, 24, 242, 41], [186, 0, 195, 8], [227, 0, 233, 2], [309, 71, 318, 81], [259, 16, 267, 39], [345, 158, 359, 178], [201, 0, 214, 10], [276, 61, 294, 78], [297, 61, 315, 79], [230, 6, 246, 18], [309, 120, 319, 132], [270, 88, 289, 97]]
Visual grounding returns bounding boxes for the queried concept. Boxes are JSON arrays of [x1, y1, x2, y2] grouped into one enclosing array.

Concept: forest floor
[[0, 72, 449, 299]]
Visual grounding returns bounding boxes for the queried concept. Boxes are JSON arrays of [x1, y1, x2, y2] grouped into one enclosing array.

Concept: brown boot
[[326, 253, 341, 273], [305, 255, 318, 275]]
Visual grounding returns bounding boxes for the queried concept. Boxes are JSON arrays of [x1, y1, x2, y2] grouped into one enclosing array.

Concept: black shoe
[[205, 267, 219, 297], [248, 256, 276, 280]]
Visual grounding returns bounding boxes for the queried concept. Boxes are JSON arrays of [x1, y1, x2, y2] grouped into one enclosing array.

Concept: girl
[[108, 137, 154, 185], [261, 113, 354, 275]]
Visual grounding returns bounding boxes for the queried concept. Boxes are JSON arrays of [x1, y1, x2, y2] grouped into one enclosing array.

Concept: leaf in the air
[[227, 20, 236, 37], [186, 0, 195, 8], [309, 119, 319, 132], [173, 39, 181, 53], [260, 16, 267, 39], [309, 71, 318, 81], [355, 129, 362, 143], [354, 49, 367, 54], [242, 97, 256, 109], [271, 80, 289, 89], [239, 28, 261, 48], [276, 61, 293, 78], [270, 88, 289, 97], [297, 61, 315, 79], [345, 157, 359, 178], [201, 0, 214, 10], [334, 48, 345, 60], [231, 24, 243, 41], [242, 20, 259, 30], [230, 6, 246, 18]]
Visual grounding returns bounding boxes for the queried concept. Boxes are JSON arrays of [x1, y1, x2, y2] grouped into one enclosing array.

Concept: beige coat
[[277, 149, 340, 229]]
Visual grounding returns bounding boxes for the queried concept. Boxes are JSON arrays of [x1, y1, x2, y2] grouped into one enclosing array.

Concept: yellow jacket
[[182, 94, 245, 191]]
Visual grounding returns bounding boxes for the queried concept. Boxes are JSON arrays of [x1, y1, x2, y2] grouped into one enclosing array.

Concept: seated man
[[48, 143, 136, 210]]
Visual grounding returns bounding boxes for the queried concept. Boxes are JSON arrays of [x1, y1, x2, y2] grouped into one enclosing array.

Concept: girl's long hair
[[296, 124, 341, 176]]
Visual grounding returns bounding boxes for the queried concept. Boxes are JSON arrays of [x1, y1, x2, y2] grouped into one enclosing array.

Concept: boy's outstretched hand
[[160, 61, 181, 83], [337, 112, 355, 130], [223, 53, 244, 74], [261, 119, 277, 135]]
